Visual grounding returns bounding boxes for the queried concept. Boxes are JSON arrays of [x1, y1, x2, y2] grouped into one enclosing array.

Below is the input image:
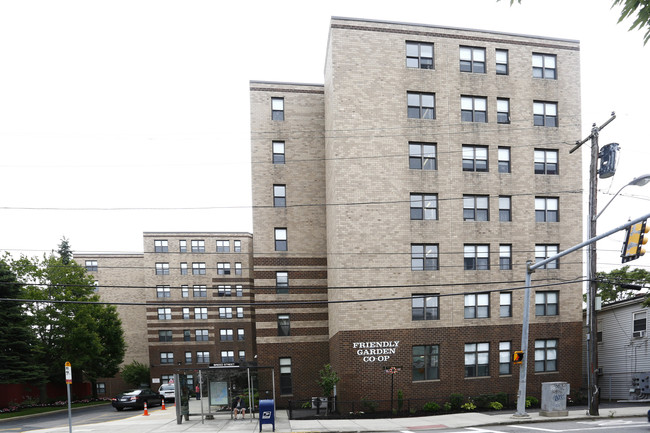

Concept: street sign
[[65, 362, 72, 384]]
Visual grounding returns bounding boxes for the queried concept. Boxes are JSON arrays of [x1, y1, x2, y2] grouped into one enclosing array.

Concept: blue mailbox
[[259, 399, 275, 432]]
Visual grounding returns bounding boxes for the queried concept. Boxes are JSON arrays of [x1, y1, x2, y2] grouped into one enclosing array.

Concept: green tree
[[595, 265, 650, 304], [317, 364, 340, 397], [120, 361, 151, 388], [57, 237, 72, 265]]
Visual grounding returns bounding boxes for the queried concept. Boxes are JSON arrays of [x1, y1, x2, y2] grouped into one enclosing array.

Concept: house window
[[500, 292, 512, 317], [157, 308, 171, 320], [185, 352, 192, 364], [535, 197, 559, 222], [463, 195, 489, 221], [496, 49, 508, 75], [412, 345, 439, 381], [460, 46, 486, 73], [461, 96, 487, 122], [273, 185, 286, 207], [535, 244, 559, 269], [195, 329, 209, 342], [276, 271, 289, 294], [179, 240, 187, 253], [534, 339, 558, 372], [96, 383, 106, 395], [183, 329, 191, 341], [407, 92, 435, 119], [412, 294, 439, 320], [280, 358, 292, 395], [533, 101, 558, 127], [154, 240, 168, 253], [409, 142, 437, 170], [499, 245, 512, 271], [410, 193, 438, 220], [155, 263, 169, 275], [462, 145, 488, 172], [85, 260, 98, 271], [498, 147, 511, 173], [239, 350, 246, 361], [191, 240, 205, 253], [406, 41, 434, 69], [193, 285, 207, 298], [271, 97, 284, 121], [278, 314, 290, 336], [236, 285, 243, 297], [195, 307, 208, 320], [535, 291, 559, 316], [234, 240, 242, 252], [217, 262, 231, 275], [192, 262, 206, 275], [499, 342, 511, 374], [238, 328, 245, 341], [535, 149, 558, 175], [411, 244, 439, 271], [273, 141, 285, 164], [180, 262, 188, 275], [532, 53, 556, 79], [497, 98, 510, 124], [634, 311, 647, 333], [221, 350, 235, 363], [219, 307, 233, 319], [275, 228, 287, 251], [237, 307, 244, 318], [159, 330, 172, 342], [235, 262, 242, 275], [217, 240, 230, 252], [160, 352, 174, 364], [182, 308, 190, 320], [218, 286, 232, 297], [499, 196, 511, 222], [196, 351, 210, 364], [156, 286, 171, 298], [464, 343, 489, 377], [464, 245, 490, 270], [464, 293, 490, 318], [181, 285, 189, 298]]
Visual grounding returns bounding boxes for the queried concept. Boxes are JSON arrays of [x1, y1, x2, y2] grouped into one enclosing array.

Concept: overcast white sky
[[1, 0, 649, 273]]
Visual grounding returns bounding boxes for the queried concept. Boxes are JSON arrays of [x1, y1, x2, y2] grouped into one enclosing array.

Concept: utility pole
[[570, 112, 616, 416]]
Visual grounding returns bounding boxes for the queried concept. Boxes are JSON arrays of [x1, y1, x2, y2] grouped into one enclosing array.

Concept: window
[[197, 351, 210, 364], [221, 350, 235, 363], [465, 343, 489, 377], [500, 292, 512, 317], [235, 262, 242, 275], [192, 262, 206, 275], [160, 352, 174, 364], [273, 185, 286, 207], [532, 53, 556, 79], [96, 383, 106, 395], [217, 262, 231, 275], [234, 240, 242, 252], [496, 49, 508, 75], [271, 97, 284, 121], [155, 263, 169, 275], [498, 147, 511, 173], [180, 262, 188, 275], [195, 329, 209, 341], [406, 41, 434, 69], [220, 329, 233, 341], [535, 244, 559, 269], [275, 228, 287, 251], [219, 307, 233, 319], [191, 240, 205, 253], [195, 307, 208, 320], [499, 196, 511, 222], [217, 240, 230, 253], [193, 285, 207, 298], [412, 345, 439, 381], [276, 271, 289, 294], [535, 291, 559, 316], [182, 308, 190, 320], [497, 98, 510, 124], [464, 293, 490, 318], [154, 240, 168, 253], [461, 96, 487, 122], [535, 197, 559, 222], [462, 145, 488, 171], [463, 195, 489, 221], [185, 352, 192, 364], [156, 286, 170, 298], [411, 244, 439, 271], [239, 350, 246, 361], [409, 142, 437, 170], [218, 286, 232, 297], [412, 294, 439, 320], [183, 329, 191, 341], [407, 92, 435, 119], [464, 245, 490, 270], [85, 260, 98, 271], [273, 141, 285, 164], [238, 328, 245, 341], [460, 46, 486, 73], [159, 330, 172, 342], [499, 245, 512, 271], [410, 193, 438, 220], [535, 339, 558, 372], [236, 285, 243, 297], [499, 342, 511, 374], [279, 358, 292, 395], [533, 101, 558, 127], [179, 240, 187, 253], [158, 308, 171, 320], [634, 311, 647, 333], [181, 285, 189, 298], [535, 149, 558, 175], [236, 307, 244, 318], [278, 314, 290, 336]]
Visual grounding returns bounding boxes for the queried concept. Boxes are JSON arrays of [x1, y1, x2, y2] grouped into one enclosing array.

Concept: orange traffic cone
[[143, 401, 150, 416], [161, 399, 166, 410]]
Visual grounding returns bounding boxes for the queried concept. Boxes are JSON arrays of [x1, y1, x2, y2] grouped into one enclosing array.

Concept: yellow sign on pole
[[65, 362, 72, 384]]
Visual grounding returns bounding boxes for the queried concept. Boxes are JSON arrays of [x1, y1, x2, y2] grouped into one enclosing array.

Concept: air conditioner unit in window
[[632, 330, 646, 338]]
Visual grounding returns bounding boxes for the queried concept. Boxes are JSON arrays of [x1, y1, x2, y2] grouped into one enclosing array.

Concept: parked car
[[158, 384, 176, 402], [111, 388, 163, 411]]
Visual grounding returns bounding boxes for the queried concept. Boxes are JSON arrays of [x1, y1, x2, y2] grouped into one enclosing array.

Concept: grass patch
[[0, 401, 109, 420]]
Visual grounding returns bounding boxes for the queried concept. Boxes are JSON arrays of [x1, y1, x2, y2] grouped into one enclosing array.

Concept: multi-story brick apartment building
[[250, 17, 583, 405]]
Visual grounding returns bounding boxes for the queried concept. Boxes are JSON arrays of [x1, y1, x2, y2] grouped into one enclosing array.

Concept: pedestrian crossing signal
[[513, 351, 524, 364]]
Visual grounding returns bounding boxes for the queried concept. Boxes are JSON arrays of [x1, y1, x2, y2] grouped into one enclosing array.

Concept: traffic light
[[513, 351, 524, 364], [621, 221, 649, 263]]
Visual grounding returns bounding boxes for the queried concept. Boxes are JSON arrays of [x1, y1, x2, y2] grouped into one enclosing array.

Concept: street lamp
[[596, 174, 650, 220]]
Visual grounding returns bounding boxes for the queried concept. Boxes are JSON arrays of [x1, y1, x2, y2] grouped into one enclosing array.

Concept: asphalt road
[[410, 417, 649, 433]]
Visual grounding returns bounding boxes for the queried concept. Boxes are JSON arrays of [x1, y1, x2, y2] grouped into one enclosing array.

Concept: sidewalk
[[22, 401, 650, 433]]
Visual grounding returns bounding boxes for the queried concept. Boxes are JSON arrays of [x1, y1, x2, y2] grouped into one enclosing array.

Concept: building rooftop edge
[[142, 231, 253, 236], [250, 80, 324, 88]]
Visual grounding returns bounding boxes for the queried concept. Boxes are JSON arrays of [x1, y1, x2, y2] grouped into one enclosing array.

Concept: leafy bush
[[526, 396, 539, 408], [422, 401, 440, 413], [495, 392, 509, 408], [449, 393, 464, 410], [474, 394, 495, 409], [397, 390, 404, 412], [443, 402, 452, 411], [360, 396, 378, 413], [461, 401, 476, 411], [489, 401, 503, 411]]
